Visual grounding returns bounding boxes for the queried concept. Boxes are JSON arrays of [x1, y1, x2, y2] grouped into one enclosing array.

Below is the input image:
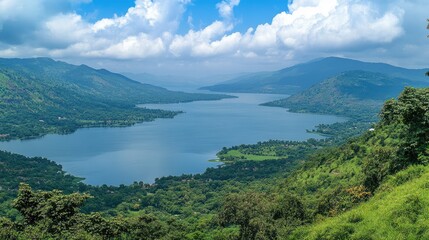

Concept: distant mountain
[[201, 57, 429, 94], [123, 72, 248, 92], [0, 58, 232, 139], [263, 70, 428, 119]]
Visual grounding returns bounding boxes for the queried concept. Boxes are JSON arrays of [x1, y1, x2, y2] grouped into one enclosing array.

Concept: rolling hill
[[262, 70, 428, 119], [201, 57, 429, 94], [0, 58, 232, 139]]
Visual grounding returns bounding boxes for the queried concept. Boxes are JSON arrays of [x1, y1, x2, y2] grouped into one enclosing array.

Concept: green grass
[[219, 149, 283, 162], [289, 165, 429, 239]]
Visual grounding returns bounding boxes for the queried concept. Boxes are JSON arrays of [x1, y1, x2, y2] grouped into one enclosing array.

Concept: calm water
[[0, 93, 344, 185]]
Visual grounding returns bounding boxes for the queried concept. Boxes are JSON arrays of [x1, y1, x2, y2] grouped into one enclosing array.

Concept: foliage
[[219, 192, 276, 239], [13, 183, 90, 232], [289, 165, 429, 240], [216, 139, 328, 163]]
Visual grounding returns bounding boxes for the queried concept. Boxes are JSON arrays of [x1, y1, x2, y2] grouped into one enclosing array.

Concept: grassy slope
[[219, 149, 282, 161], [291, 165, 429, 239], [216, 140, 329, 163], [275, 87, 429, 239]]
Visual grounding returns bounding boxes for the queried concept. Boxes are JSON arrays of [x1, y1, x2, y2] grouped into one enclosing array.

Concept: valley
[[1, 57, 428, 240]]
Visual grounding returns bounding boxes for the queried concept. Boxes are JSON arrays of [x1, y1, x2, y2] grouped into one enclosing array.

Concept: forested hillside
[[263, 70, 425, 119], [0, 58, 232, 139], [1, 87, 429, 239]]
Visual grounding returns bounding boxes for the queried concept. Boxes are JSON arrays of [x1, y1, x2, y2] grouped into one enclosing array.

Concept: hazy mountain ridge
[[123, 71, 248, 91], [201, 57, 429, 94]]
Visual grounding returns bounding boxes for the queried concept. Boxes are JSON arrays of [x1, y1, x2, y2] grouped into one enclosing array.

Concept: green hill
[[263, 70, 427, 119], [201, 57, 429, 94], [215, 87, 429, 239], [291, 164, 429, 239], [0, 58, 232, 139]]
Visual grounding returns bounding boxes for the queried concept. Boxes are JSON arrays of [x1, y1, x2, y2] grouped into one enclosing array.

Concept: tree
[[218, 192, 275, 240], [12, 183, 91, 234], [363, 146, 397, 192], [272, 194, 306, 225]]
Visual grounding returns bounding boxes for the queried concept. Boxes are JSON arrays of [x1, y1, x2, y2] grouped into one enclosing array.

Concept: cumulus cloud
[[169, 0, 241, 57], [249, 0, 403, 54], [36, 13, 91, 49], [216, 0, 240, 20], [88, 34, 166, 59], [169, 0, 403, 58], [284, 0, 403, 49], [0, 0, 74, 44], [0, 0, 411, 65], [92, 0, 190, 37]]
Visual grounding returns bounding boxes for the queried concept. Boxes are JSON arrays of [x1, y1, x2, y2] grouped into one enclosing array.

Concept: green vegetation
[[291, 165, 429, 239], [263, 71, 418, 120], [0, 147, 302, 239], [216, 139, 329, 163], [0, 58, 233, 139], [216, 149, 282, 161], [2, 87, 429, 239]]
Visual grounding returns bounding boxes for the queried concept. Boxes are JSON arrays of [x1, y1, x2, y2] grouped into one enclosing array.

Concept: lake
[[0, 93, 344, 186]]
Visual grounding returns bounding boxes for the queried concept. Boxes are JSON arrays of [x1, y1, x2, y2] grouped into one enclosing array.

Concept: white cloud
[[192, 32, 242, 57], [170, 21, 232, 57], [89, 34, 166, 59], [169, 0, 240, 57], [0, 0, 72, 44], [216, 0, 240, 20], [37, 13, 91, 48], [92, 0, 190, 38], [246, 0, 403, 54], [168, 0, 404, 59]]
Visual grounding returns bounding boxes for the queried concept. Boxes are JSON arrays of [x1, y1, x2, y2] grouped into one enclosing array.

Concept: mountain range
[[201, 57, 429, 94]]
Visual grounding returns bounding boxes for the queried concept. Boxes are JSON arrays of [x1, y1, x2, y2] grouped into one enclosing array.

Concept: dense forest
[[0, 87, 429, 239]]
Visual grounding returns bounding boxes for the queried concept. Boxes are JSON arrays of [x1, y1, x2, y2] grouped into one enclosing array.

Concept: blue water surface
[[0, 93, 344, 185]]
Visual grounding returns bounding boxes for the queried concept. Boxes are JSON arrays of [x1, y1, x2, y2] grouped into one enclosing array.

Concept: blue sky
[[186, 0, 287, 33], [76, 0, 288, 33], [76, 0, 137, 21], [0, 0, 427, 76]]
